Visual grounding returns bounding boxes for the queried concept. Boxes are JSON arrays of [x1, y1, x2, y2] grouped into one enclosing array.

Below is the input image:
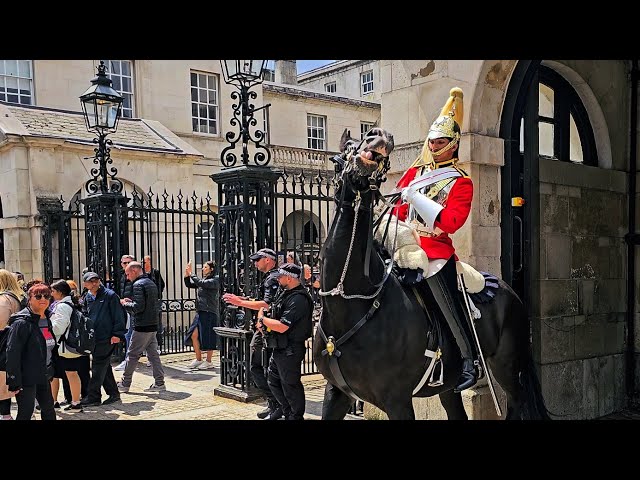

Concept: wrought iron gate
[[39, 186, 217, 356], [39, 166, 336, 376]]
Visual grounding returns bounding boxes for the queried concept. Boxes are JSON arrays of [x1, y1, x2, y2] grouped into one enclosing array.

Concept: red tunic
[[392, 165, 473, 261]]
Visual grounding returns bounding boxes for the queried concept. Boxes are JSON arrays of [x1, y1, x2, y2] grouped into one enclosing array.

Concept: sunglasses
[[32, 294, 51, 300], [121, 261, 131, 265]]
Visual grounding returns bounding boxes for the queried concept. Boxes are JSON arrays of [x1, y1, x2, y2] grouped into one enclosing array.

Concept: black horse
[[313, 128, 550, 420]]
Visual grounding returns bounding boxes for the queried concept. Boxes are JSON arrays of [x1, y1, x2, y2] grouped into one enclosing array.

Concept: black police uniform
[[265, 284, 313, 420], [250, 267, 281, 410]]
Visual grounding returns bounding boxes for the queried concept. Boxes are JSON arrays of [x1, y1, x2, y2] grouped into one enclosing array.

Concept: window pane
[[569, 113, 584, 163], [192, 118, 198, 132], [122, 77, 131, 93], [109, 60, 120, 75], [192, 103, 198, 117], [199, 89, 207, 103], [18, 78, 29, 94], [191, 87, 198, 102], [539, 122, 554, 157], [198, 74, 206, 88], [6, 61, 17, 76], [539, 83, 554, 118], [191, 72, 197, 86], [18, 60, 30, 77], [111, 76, 121, 91], [0, 62, 4, 75], [122, 61, 131, 76], [20, 95, 31, 105]]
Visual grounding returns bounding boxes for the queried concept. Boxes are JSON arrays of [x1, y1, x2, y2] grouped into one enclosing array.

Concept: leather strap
[[316, 285, 385, 401]]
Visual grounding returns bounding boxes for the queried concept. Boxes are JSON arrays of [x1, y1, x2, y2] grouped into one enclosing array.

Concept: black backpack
[[61, 301, 96, 355]]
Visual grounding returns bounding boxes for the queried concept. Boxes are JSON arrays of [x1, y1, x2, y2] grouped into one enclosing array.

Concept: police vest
[[267, 287, 313, 348]]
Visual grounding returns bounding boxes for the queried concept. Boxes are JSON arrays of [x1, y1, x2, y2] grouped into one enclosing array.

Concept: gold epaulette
[[452, 164, 470, 178]]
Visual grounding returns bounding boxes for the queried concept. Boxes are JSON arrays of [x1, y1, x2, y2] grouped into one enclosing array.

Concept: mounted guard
[[314, 108, 549, 420], [392, 87, 480, 393]]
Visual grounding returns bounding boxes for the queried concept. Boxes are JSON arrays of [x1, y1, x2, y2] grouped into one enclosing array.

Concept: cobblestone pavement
[[10, 351, 363, 421]]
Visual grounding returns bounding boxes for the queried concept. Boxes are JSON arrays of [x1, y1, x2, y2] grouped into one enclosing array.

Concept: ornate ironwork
[[211, 165, 279, 399], [40, 187, 217, 356], [219, 84, 271, 167], [84, 133, 124, 195], [82, 194, 128, 285]]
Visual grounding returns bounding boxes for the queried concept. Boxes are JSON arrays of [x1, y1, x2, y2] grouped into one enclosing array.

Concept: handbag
[[0, 371, 16, 401]]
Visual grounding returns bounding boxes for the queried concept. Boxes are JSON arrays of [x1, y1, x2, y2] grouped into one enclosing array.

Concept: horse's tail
[[519, 350, 552, 420]]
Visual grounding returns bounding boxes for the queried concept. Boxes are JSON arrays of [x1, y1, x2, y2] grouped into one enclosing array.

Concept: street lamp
[[220, 60, 271, 167], [80, 60, 124, 195], [213, 60, 280, 401]]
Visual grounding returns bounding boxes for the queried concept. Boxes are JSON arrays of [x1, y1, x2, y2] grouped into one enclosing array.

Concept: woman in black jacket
[[5, 283, 57, 420], [184, 260, 219, 370]]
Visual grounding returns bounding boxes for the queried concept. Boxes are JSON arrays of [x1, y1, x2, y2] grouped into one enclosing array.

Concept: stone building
[[0, 59, 637, 419]]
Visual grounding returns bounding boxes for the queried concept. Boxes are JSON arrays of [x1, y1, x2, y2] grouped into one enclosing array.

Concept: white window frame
[[307, 114, 326, 151], [0, 60, 33, 105], [360, 121, 375, 139], [324, 81, 336, 93], [361, 70, 374, 95], [191, 70, 220, 135], [101, 60, 135, 118]]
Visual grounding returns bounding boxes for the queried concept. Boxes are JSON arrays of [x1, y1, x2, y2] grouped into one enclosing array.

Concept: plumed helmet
[[426, 87, 464, 141]]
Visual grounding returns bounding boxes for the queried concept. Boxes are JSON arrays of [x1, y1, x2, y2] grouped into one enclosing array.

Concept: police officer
[[257, 263, 313, 420], [222, 247, 282, 420]]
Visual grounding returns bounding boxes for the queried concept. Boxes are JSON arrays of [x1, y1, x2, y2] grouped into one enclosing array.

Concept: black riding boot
[[426, 257, 478, 393]]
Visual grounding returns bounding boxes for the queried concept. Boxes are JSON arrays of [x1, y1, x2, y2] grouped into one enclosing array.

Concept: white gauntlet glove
[[401, 185, 444, 232]]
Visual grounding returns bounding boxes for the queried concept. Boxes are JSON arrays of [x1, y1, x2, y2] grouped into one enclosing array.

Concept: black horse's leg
[[438, 389, 468, 420], [322, 382, 357, 420], [384, 397, 416, 420]]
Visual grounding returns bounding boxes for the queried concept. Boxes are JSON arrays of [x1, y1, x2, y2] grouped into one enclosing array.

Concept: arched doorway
[[280, 210, 325, 266]]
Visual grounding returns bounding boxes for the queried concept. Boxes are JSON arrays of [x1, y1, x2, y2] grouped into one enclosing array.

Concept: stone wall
[[537, 158, 628, 418]]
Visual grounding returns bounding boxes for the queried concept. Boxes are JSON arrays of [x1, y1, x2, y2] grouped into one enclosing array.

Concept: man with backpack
[[80, 272, 126, 407]]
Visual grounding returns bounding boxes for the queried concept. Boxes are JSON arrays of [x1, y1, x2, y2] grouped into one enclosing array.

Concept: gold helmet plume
[[412, 87, 464, 168]]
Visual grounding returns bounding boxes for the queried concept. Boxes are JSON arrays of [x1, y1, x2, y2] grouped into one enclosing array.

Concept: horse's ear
[[339, 129, 352, 153]]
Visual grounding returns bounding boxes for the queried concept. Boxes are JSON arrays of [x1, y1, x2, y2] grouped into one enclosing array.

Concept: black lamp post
[[219, 60, 271, 167], [79, 60, 128, 289], [80, 60, 124, 195], [213, 60, 280, 401]]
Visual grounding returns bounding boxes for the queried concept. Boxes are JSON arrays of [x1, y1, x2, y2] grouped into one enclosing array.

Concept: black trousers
[[16, 384, 56, 420], [425, 256, 477, 360], [249, 331, 277, 405], [62, 354, 91, 401], [86, 341, 119, 402], [0, 397, 11, 415], [267, 343, 306, 420]]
